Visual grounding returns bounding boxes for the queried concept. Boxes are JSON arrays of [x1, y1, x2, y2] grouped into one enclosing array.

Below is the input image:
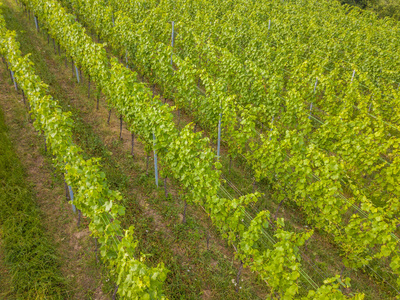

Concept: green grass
[[0, 107, 67, 299]]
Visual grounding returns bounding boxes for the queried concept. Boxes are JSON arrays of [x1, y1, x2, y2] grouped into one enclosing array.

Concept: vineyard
[[0, 0, 399, 299]]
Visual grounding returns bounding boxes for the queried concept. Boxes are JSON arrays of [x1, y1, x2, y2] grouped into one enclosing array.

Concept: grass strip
[[0, 108, 67, 299]]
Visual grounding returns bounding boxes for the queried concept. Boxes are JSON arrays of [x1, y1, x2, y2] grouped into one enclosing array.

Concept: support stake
[[153, 133, 159, 187], [75, 65, 80, 83], [235, 261, 243, 293], [10, 70, 17, 91], [22, 89, 26, 105], [131, 132, 135, 157], [107, 109, 112, 125], [68, 186, 77, 213], [34, 15, 39, 32], [77, 210, 81, 227], [170, 21, 175, 65], [119, 115, 123, 140], [112, 285, 119, 300], [217, 113, 222, 158], [62, 174, 70, 201]]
